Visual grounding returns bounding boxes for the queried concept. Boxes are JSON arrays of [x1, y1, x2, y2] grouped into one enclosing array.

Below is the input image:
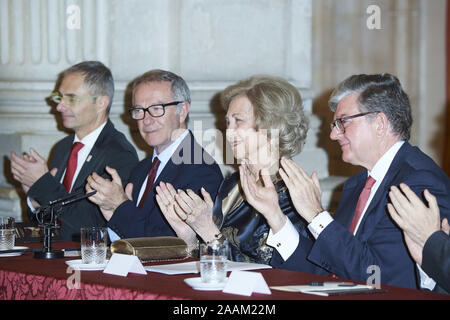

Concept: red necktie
[[348, 176, 376, 234], [62, 142, 84, 192], [328, 176, 376, 279], [138, 157, 161, 209]]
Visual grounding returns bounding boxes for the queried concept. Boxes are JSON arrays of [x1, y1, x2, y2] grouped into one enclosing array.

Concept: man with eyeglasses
[[10, 61, 139, 241], [86, 69, 222, 240], [266, 73, 450, 291]]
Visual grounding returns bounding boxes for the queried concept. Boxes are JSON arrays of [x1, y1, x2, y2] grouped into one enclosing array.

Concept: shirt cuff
[[26, 197, 37, 213], [267, 217, 299, 261], [307, 211, 334, 239], [417, 263, 436, 291]]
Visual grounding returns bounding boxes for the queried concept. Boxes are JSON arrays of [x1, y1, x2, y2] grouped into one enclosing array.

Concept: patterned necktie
[[138, 157, 161, 209], [348, 176, 376, 234], [62, 142, 84, 192]]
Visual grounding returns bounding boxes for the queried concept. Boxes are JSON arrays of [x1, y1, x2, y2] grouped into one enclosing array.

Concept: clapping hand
[[174, 186, 218, 243], [155, 182, 198, 247], [239, 163, 286, 233], [387, 183, 443, 265], [10, 148, 49, 192], [86, 166, 130, 221], [156, 182, 219, 243], [279, 157, 323, 223]]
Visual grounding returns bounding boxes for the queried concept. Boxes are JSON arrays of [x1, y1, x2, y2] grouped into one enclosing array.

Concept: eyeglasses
[[330, 112, 379, 134], [129, 101, 183, 120], [50, 92, 100, 105]]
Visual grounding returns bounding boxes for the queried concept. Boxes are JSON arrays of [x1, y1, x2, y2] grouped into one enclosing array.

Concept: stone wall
[[0, 0, 447, 221]]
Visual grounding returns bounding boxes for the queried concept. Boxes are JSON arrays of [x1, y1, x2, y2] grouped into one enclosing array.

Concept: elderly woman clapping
[[156, 75, 311, 264]]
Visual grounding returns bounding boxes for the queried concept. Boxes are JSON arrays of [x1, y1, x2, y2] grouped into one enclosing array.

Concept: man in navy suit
[[268, 74, 450, 290], [86, 70, 222, 239], [10, 61, 139, 241]]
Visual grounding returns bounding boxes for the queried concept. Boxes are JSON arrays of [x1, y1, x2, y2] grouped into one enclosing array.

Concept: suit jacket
[[422, 230, 450, 294], [212, 171, 313, 266], [271, 142, 450, 289], [108, 131, 223, 238], [28, 120, 139, 241]]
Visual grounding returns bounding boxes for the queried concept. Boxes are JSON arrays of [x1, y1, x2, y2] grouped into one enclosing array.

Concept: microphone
[[48, 190, 84, 205], [33, 190, 98, 260], [61, 190, 97, 206], [35, 191, 97, 221]]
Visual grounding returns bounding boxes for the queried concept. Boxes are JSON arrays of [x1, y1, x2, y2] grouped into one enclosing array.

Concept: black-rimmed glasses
[[330, 112, 379, 134], [129, 101, 183, 119]]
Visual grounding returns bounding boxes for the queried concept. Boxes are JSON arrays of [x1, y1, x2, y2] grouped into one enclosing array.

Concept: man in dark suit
[[10, 61, 139, 241], [388, 184, 449, 293], [86, 70, 223, 239], [267, 74, 450, 290]]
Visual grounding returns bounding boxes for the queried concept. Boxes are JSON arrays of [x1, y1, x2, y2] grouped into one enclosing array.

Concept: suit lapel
[[353, 143, 409, 236], [132, 157, 153, 203], [137, 133, 193, 208], [336, 173, 367, 230], [71, 121, 113, 191], [51, 136, 73, 182], [152, 132, 194, 189]]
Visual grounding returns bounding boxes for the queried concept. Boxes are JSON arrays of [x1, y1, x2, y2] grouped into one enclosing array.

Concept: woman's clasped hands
[[155, 182, 219, 246]]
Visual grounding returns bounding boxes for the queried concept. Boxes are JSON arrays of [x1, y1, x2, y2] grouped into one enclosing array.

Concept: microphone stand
[[33, 191, 96, 259]]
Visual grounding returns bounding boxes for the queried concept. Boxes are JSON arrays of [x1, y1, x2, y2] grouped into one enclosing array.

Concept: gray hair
[[132, 69, 191, 114], [61, 61, 114, 113], [329, 73, 412, 140], [221, 75, 309, 158]]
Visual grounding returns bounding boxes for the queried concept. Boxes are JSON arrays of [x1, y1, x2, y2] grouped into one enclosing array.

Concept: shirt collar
[[73, 121, 107, 150], [369, 140, 405, 182], [152, 129, 189, 166]]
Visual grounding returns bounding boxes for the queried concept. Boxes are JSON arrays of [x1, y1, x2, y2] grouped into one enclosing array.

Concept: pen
[[307, 281, 357, 287]]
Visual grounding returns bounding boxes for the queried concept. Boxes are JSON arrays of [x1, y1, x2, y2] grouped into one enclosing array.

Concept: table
[[0, 242, 448, 302]]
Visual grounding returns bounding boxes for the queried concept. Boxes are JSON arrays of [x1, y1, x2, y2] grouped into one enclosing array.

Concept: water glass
[[80, 227, 108, 264], [0, 217, 15, 250], [200, 239, 228, 284]]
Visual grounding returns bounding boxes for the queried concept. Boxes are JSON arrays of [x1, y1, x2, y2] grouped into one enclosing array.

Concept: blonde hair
[[221, 75, 309, 158]]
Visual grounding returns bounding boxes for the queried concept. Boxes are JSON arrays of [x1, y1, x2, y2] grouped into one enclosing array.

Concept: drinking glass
[[80, 227, 108, 264], [0, 217, 15, 250], [200, 239, 228, 283]]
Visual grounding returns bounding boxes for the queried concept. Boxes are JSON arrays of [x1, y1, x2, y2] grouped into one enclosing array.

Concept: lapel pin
[[86, 155, 92, 162]]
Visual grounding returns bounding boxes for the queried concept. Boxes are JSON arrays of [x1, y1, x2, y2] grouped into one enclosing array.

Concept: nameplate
[[103, 253, 147, 277], [222, 270, 271, 296]]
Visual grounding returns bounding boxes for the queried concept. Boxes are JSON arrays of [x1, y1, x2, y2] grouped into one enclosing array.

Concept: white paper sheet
[[145, 260, 272, 275], [270, 282, 376, 296]]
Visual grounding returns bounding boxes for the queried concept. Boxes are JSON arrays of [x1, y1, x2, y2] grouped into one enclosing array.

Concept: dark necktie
[[62, 142, 84, 192], [138, 157, 161, 209], [348, 176, 376, 234]]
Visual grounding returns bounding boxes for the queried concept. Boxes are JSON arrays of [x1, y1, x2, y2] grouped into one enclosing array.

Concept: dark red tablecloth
[[0, 242, 448, 300]]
